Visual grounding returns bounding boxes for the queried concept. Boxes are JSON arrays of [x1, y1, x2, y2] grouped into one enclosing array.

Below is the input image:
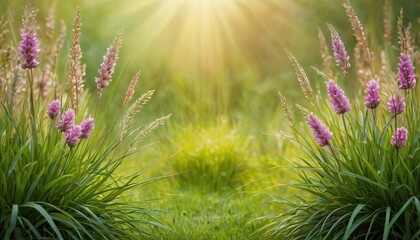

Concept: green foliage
[[263, 5, 420, 240], [167, 121, 249, 192], [0, 8, 168, 239], [138, 184, 270, 240]]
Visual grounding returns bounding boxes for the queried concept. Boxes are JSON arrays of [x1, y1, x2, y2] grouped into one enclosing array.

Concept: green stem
[[362, 109, 368, 138], [94, 94, 101, 119], [328, 144, 343, 170], [28, 68, 38, 159], [62, 148, 72, 174], [342, 114, 350, 145], [1, 58, 8, 100], [405, 90, 409, 128], [89, 94, 102, 159], [394, 114, 397, 136]]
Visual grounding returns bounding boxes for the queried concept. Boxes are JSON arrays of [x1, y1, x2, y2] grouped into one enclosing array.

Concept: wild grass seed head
[[80, 118, 94, 139], [65, 125, 82, 148], [344, 2, 371, 69], [96, 31, 123, 96], [284, 49, 314, 103], [45, 5, 55, 42], [391, 127, 408, 149], [278, 92, 293, 126], [307, 113, 332, 147], [0, 16, 8, 44], [124, 70, 141, 105], [19, 7, 40, 70], [47, 99, 61, 120], [121, 89, 155, 140], [68, 11, 84, 110], [397, 8, 414, 56], [327, 80, 350, 114], [19, 30, 40, 69], [344, 2, 367, 47], [327, 24, 350, 76], [57, 109, 75, 133], [365, 79, 381, 109], [387, 94, 405, 116], [398, 53, 416, 89], [383, 4, 392, 44]]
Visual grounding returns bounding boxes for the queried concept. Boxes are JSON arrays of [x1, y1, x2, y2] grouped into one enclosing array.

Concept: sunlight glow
[[108, 0, 296, 78]]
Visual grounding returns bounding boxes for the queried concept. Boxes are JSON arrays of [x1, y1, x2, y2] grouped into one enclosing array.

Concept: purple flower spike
[[328, 25, 351, 76], [57, 109, 75, 133], [365, 80, 381, 109], [19, 29, 40, 69], [387, 94, 405, 116], [47, 99, 61, 120], [96, 48, 117, 90], [96, 32, 122, 96], [398, 54, 416, 90], [307, 113, 332, 147], [80, 118, 94, 139], [392, 127, 408, 149], [327, 80, 350, 115], [65, 125, 82, 148]]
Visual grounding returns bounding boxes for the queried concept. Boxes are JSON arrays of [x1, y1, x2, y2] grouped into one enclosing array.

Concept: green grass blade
[[383, 207, 391, 240], [343, 204, 365, 240], [4, 204, 19, 239], [22, 202, 64, 240]]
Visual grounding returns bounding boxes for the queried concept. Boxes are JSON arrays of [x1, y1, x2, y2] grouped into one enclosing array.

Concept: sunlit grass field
[[1, 0, 419, 239]]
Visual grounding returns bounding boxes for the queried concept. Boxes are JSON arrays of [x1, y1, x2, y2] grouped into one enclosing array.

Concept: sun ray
[[102, 0, 300, 81]]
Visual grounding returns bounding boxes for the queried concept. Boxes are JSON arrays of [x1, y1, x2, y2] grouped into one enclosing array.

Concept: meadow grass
[[262, 3, 420, 239], [0, 7, 169, 239]]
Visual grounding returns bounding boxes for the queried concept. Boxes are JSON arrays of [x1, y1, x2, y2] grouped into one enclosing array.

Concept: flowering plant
[[0, 7, 169, 239], [264, 4, 419, 239]]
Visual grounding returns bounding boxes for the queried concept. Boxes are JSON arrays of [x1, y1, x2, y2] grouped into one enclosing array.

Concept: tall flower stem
[[372, 109, 377, 124], [394, 115, 397, 137], [90, 95, 101, 158], [370, 109, 379, 145], [28, 68, 38, 158], [327, 144, 343, 170], [342, 114, 350, 144], [362, 109, 368, 136], [94, 94, 102, 119], [404, 91, 409, 128]]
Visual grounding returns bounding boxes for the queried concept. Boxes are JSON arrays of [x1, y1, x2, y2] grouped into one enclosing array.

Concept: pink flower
[[328, 25, 351, 76], [80, 118, 94, 139], [387, 94, 405, 116], [307, 113, 332, 147], [391, 127, 408, 149], [398, 54, 416, 90], [47, 99, 61, 120], [327, 80, 350, 115], [365, 80, 380, 109], [57, 109, 75, 133], [96, 32, 122, 96], [65, 125, 82, 148], [19, 29, 40, 69]]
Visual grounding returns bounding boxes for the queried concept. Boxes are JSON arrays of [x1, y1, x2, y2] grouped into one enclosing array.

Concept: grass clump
[[168, 120, 249, 192], [0, 6, 168, 239], [263, 3, 420, 240]]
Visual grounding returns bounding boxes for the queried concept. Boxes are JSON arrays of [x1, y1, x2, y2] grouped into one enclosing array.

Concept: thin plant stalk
[[28, 68, 38, 159]]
